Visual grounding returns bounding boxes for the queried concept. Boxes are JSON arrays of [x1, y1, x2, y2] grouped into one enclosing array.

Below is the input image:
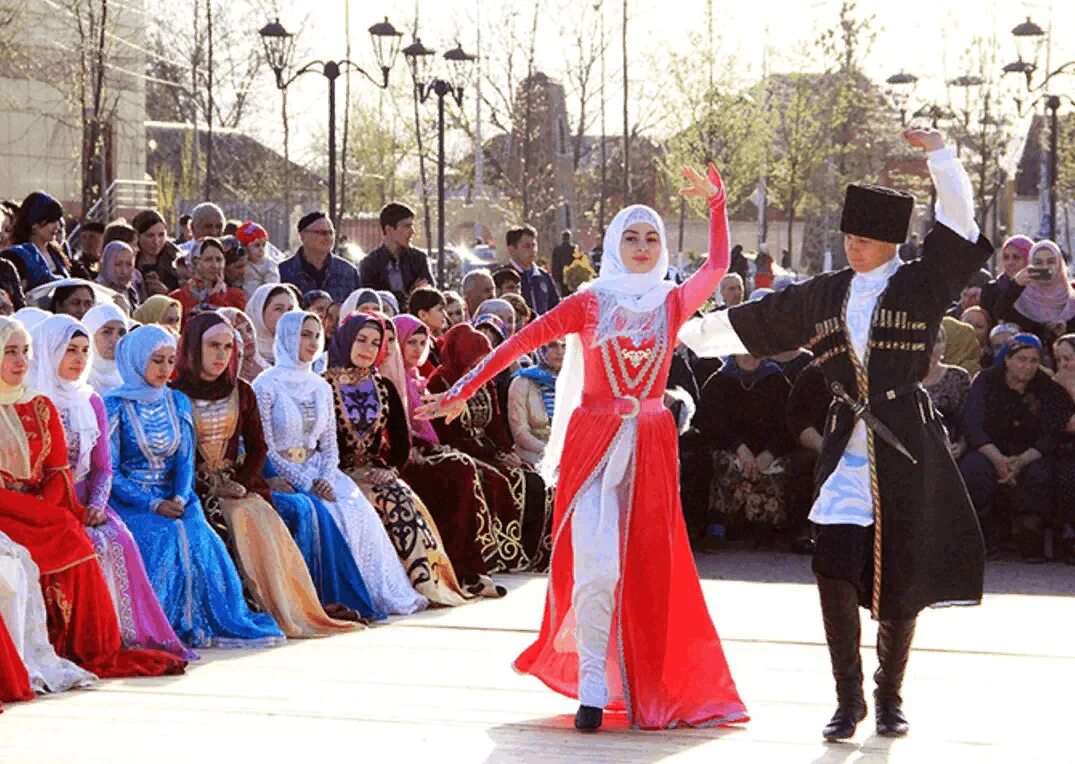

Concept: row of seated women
[[0, 290, 554, 709]]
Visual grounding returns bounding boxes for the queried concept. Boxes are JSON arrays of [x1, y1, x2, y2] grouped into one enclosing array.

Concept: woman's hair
[[1055, 333, 1075, 355], [408, 286, 444, 314], [48, 284, 94, 313], [11, 191, 63, 243], [132, 209, 166, 236], [196, 237, 226, 259], [103, 221, 137, 246]]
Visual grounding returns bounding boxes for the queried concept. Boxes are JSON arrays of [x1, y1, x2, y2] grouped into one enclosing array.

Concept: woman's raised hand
[[680, 163, 725, 204]]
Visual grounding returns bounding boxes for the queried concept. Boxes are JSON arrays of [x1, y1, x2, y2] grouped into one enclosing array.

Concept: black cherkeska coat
[[726, 223, 992, 620]]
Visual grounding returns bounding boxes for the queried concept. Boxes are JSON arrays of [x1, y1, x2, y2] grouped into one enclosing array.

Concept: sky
[[251, 0, 1075, 162]]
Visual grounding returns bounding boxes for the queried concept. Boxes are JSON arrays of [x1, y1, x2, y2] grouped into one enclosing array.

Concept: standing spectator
[[993, 239, 1075, 351], [358, 202, 434, 309], [71, 220, 105, 280], [279, 212, 360, 303], [502, 292, 534, 333], [132, 210, 178, 295], [236, 221, 278, 299], [443, 290, 466, 326], [923, 323, 971, 459], [561, 248, 597, 295], [182, 202, 224, 251], [979, 235, 1033, 320], [461, 269, 495, 318], [960, 333, 1067, 560], [505, 224, 560, 315], [897, 232, 921, 262], [717, 273, 745, 308], [1, 191, 70, 289], [176, 213, 193, 244], [550, 230, 576, 293], [1050, 334, 1075, 564], [753, 243, 774, 290], [169, 238, 246, 322], [493, 268, 522, 296], [728, 244, 750, 287]]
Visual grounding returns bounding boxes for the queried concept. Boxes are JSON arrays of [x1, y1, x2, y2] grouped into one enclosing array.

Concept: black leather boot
[[574, 704, 603, 732], [874, 618, 916, 737], [817, 576, 867, 741]]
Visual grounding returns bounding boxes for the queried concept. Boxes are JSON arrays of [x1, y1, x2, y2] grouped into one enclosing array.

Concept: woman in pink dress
[[421, 166, 748, 731], [27, 314, 195, 660]]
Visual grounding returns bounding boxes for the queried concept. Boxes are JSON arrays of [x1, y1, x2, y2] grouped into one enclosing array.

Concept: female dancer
[[27, 315, 194, 660], [171, 312, 357, 636], [105, 325, 284, 647], [253, 311, 426, 616], [420, 166, 748, 731]]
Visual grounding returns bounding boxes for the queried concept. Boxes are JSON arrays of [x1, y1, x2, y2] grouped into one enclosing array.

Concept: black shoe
[[875, 698, 910, 737], [574, 705, 603, 732], [823, 702, 868, 741]]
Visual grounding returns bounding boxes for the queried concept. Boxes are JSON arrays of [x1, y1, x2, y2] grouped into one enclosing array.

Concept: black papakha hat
[[840, 184, 914, 244]]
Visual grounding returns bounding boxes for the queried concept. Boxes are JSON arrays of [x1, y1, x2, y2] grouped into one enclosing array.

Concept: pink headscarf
[[1014, 240, 1075, 324], [1002, 234, 1034, 261], [392, 314, 439, 444]]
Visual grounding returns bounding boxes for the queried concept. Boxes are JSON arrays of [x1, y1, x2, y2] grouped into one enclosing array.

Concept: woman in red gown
[[0, 316, 186, 678], [421, 166, 748, 731], [0, 620, 33, 710]]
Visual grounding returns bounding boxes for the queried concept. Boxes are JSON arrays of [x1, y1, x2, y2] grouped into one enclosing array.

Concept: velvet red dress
[[442, 208, 747, 729], [0, 396, 186, 678]]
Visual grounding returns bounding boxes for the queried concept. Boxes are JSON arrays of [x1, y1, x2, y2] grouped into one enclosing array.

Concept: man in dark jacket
[[359, 202, 434, 310], [506, 224, 560, 315], [550, 229, 576, 293], [278, 211, 361, 303]]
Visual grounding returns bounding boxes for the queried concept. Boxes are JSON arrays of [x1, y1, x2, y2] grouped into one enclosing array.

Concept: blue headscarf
[[108, 324, 177, 403], [513, 346, 558, 419], [993, 332, 1042, 368]]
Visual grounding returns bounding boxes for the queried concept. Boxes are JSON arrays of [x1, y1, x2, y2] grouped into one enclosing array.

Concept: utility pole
[[597, 0, 606, 235]]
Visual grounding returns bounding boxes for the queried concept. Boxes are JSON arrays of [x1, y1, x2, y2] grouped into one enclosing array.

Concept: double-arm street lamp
[[402, 39, 476, 287], [1002, 16, 1075, 241], [259, 16, 403, 226]]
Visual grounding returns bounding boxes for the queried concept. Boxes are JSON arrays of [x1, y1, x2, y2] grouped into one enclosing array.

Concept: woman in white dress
[[0, 530, 97, 694], [253, 311, 427, 616]]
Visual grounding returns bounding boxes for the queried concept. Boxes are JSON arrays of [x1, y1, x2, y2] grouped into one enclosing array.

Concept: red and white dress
[[442, 198, 748, 729]]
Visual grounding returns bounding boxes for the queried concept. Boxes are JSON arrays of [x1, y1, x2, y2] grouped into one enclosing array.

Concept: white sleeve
[[677, 310, 749, 358], [928, 146, 980, 243]]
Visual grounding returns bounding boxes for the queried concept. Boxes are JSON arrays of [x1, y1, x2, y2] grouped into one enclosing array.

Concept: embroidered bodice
[[62, 394, 113, 512], [253, 374, 339, 492], [105, 389, 198, 511], [191, 392, 240, 474]]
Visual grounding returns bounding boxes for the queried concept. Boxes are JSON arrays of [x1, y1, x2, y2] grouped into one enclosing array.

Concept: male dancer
[[681, 126, 988, 740]]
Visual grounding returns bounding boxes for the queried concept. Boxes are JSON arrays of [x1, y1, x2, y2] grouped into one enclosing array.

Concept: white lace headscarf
[[540, 204, 674, 482], [26, 315, 99, 479]]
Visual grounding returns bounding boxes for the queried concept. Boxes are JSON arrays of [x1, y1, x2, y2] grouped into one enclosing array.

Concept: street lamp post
[[259, 17, 403, 227], [1002, 15, 1075, 241], [404, 40, 476, 288]]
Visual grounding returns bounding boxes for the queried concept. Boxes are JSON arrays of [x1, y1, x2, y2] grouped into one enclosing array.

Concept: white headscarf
[[247, 283, 297, 364], [540, 204, 675, 482], [83, 303, 129, 396], [13, 307, 50, 332], [253, 311, 330, 443], [26, 314, 99, 478]]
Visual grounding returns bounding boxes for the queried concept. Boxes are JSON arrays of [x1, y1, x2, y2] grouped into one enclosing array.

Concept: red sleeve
[[37, 398, 85, 522], [674, 190, 730, 325], [444, 292, 589, 404], [235, 382, 270, 497]]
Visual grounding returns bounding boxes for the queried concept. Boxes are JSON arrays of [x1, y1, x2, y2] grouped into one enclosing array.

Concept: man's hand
[[901, 126, 946, 152]]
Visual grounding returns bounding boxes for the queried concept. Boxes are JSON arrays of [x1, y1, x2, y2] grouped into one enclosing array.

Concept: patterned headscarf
[[393, 314, 439, 443]]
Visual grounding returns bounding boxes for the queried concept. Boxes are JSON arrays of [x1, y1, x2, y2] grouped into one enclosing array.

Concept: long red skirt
[[0, 617, 33, 709], [0, 490, 186, 679], [514, 408, 748, 729]]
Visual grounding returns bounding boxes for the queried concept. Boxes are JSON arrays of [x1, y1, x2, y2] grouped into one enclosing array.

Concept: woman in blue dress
[[104, 324, 285, 648]]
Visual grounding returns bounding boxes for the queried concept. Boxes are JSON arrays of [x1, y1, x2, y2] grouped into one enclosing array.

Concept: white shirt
[[680, 146, 979, 526]]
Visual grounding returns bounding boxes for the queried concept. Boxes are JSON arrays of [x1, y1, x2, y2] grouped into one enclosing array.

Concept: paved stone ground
[[1, 550, 1071, 763]]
